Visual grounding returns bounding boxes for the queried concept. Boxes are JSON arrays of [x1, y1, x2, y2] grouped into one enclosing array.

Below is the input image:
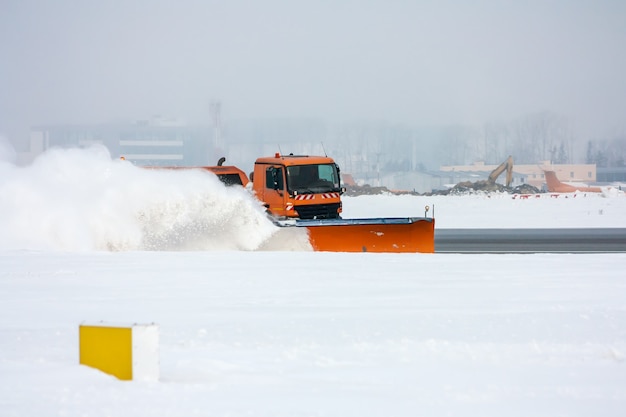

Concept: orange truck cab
[[251, 153, 344, 219]]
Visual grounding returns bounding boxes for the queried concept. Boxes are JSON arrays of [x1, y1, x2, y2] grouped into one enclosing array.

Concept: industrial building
[[26, 116, 216, 167]]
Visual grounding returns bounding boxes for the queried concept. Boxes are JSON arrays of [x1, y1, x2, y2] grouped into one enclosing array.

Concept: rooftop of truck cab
[[255, 154, 336, 166]]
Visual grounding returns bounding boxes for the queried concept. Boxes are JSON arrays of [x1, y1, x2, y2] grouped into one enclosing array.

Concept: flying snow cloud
[[0, 145, 310, 251]]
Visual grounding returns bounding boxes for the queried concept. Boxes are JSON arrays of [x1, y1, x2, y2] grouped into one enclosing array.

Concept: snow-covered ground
[[1, 146, 626, 416]]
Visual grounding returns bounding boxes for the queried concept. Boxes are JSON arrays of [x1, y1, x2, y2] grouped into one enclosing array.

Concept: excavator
[[488, 155, 514, 187], [451, 155, 514, 192], [205, 153, 435, 253]]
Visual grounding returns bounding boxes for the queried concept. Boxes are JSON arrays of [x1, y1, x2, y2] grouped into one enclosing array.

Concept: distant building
[[378, 171, 437, 194], [597, 167, 626, 184], [26, 116, 216, 166]]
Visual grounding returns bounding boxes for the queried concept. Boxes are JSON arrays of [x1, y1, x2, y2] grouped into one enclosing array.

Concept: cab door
[[262, 165, 288, 217]]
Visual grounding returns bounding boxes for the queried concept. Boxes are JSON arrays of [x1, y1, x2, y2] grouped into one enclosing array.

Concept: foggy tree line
[[436, 112, 577, 167], [585, 135, 626, 167], [369, 112, 581, 173], [238, 111, 624, 177], [225, 112, 624, 176], [434, 113, 625, 169]]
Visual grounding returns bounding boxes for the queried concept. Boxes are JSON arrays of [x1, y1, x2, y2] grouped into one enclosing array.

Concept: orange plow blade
[[294, 218, 435, 253]]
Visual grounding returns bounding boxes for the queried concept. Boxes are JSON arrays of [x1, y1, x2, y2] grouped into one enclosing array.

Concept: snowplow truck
[[245, 153, 435, 253], [155, 153, 435, 253]]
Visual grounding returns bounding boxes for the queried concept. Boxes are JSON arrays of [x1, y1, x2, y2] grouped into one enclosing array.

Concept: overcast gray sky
[[1, 0, 625, 146]]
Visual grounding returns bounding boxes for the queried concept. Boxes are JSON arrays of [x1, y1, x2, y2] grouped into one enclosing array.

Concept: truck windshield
[[286, 164, 340, 194]]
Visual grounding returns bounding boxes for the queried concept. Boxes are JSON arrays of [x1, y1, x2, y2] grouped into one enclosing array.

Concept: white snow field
[[1, 146, 626, 417]]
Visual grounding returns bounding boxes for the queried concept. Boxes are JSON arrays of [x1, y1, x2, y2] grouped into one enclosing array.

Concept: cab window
[[265, 167, 284, 190], [318, 164, 338, 184]]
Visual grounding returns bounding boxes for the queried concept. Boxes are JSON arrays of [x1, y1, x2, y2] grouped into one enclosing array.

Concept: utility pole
[[210, 100, 223, 162], [375, 151, 384, 187]]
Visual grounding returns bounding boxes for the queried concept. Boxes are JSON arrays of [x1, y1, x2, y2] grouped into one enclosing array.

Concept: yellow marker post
[[79, 322, 159, 381]]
